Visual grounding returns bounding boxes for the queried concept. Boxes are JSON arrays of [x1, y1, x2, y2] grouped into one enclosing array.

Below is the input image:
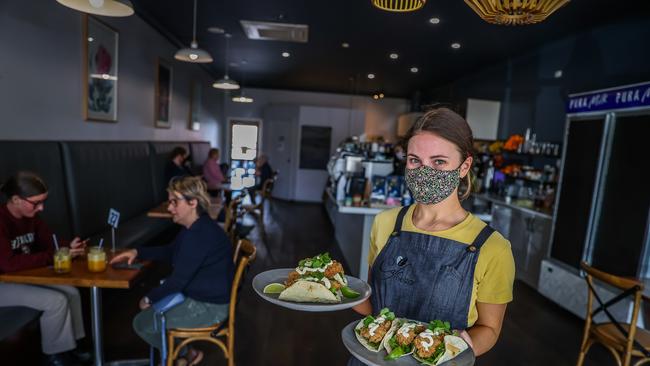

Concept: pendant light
[[232, 61, 253, 103], [464, 0, 570, 25], [371, 0, 425, 12], [213, 34, 240, 90], [174, 0, 213, 63], [56, 0, 134, 17]]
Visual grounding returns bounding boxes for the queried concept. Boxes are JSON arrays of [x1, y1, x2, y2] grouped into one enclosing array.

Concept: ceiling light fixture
[[341, 42, 350, 48], [429, 17, 440, 24], [464, 0, 570, 25], [213, 34, 240, 90], [373, 94, 379, 100], [282, 51, 290, 58], [451, 42, 461, 49], [371, 0, 426, 12], [175, 0, 213, 63], [56, 0, 134, 17], [389, 53, 399, 60], [232, 61, 254, 103], [410, 67, 419, 73], [367, 73, 375, 79], [207, 26, 225, 34]]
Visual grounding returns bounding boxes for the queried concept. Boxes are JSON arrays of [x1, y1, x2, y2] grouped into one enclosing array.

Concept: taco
[[278, 253, 359, 303], [354, 308, 398, 352], [412, 320, 467, 365], [383, 319, 428, 360]]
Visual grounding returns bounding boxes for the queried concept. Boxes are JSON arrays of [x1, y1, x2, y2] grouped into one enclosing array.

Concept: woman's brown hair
[[0, 171, 48, 199], [402, 107, 475, 201]]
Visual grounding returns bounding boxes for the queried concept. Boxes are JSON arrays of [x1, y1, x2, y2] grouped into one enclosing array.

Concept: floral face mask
[[405, 165, 461, 205]]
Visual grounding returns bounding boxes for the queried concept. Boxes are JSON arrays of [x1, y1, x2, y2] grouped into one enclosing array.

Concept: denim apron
[[348, 206, 494, 366]]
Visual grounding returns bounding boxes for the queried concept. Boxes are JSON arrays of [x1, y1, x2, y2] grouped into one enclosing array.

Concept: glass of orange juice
[[87, 247, 107, 273], [54, 247, 72, 274]]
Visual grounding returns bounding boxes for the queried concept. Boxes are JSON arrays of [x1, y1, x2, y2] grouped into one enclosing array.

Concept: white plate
[[341, 320, 475, 366], [252, 268, 372, 312]]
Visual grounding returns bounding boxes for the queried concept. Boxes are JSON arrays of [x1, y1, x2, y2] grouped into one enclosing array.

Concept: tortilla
[[435, 335, 469, 365], [383, 319, 425, 359], [278, 280, 341, 303], [354, 317, 399, 353], [412, 334, 468, 365]]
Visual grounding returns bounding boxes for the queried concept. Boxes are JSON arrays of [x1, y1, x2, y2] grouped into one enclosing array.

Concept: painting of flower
[[84, 16, 118, 122]]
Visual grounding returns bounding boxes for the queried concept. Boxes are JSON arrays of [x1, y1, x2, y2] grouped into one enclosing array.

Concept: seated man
[[0, 172, 89, 366], [164, 147, 191, 184]]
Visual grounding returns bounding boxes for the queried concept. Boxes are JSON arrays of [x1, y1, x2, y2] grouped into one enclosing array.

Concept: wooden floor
[[3, 199, 617, 365]]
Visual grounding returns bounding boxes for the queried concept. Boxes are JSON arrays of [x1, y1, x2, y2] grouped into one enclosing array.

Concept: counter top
[[326, 190, 388, 215], [474, 193, 553, 219]]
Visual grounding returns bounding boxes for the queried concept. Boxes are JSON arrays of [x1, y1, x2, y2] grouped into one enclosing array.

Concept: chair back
[[579, 261, 647, 363], [226, 239, 256, 354], [224, 197, 242, 243], [261, 177, 275, 199]]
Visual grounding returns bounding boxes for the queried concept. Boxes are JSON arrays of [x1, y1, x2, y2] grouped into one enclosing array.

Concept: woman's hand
[[139, 296, 151, 310], [69, 237, 88, 258], [109, 249, 138, 265], [458, 330, 475, 351]]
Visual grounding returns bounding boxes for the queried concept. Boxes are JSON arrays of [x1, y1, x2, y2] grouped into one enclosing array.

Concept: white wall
[[0, 0, 222, 146], [223, 88, 409, 153]]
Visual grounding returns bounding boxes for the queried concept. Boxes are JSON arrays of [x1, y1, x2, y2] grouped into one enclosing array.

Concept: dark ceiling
[[133, 0, 649, 98]]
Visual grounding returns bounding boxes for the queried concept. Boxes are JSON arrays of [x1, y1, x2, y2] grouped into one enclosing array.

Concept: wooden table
[[0, 257, 149, 366]]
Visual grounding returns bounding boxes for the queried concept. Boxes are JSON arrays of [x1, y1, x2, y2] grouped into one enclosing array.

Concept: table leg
[[91, 286, 104, 366]]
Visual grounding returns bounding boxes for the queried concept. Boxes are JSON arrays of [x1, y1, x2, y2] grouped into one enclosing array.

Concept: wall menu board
[[299, 125, 332, 170]]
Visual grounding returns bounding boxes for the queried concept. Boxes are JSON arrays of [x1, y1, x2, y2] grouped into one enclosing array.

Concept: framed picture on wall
[[155, 58, 173, 128], [83, 15, 119, 122], [188, 81, 201, 131]]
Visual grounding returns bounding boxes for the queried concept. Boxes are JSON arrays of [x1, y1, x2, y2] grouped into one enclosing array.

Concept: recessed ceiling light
[[229, 62, 239, 68], [342, 42, 350, 48], [207, 26, 225, 34], [379, 93, 385, 98], [451, 42, 461, 49], [410, 67, 419, 73], [367, 73, 375, 79], [554, 70, 563, 78], [282, 51, 290, 58], [373, 94, 379, 100], [88, 37, 94, 42], [429, 17, 440, 24], [389, 53, 399, 60]]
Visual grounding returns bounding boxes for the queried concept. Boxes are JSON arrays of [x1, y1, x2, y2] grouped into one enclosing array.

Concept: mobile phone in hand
[[111, 262, 144, 270]]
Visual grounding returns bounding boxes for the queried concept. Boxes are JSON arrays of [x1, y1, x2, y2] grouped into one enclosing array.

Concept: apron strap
[[466, 224, 495, 253], [390, 205, 411, 237]]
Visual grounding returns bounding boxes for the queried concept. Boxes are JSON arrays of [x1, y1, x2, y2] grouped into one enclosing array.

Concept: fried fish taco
[[278, 253, 359, 303], [383, 319, 428, 360], [412, 320, 467, 365], [354, 308, 397, 352]]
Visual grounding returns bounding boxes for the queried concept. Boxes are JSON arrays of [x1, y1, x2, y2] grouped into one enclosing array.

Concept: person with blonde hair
[[111, 176, 233, 365]]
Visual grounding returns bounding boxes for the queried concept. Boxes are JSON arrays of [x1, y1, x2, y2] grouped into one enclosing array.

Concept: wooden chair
[[244, 177, 276, 231], [223, 197, 243, 244], [165, 239, 257, 366], [577, 261, 650, 366]]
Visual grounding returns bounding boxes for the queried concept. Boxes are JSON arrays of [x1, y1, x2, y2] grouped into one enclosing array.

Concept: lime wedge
[[341, 286, 360, 299], [263, 283, 286, 294]]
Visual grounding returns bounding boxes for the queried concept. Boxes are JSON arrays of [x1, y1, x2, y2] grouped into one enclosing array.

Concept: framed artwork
[[83, 15, 119, 122], [155, 58, 173, 128], [188, 81, 201, 131]]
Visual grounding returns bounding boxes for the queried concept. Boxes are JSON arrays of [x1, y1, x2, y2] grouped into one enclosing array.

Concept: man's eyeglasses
[[20, 196, 47, 209], [167, 197, 187, 207]]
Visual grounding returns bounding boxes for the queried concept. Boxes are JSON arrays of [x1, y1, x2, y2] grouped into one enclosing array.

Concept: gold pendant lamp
[[464, 0, 570, 25], [371, 0, 426, 12]]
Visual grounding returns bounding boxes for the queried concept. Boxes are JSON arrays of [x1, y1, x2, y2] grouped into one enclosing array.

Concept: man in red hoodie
[[0, 172, 88, 366]]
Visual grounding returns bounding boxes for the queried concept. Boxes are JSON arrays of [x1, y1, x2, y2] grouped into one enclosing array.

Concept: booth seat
[[0, 139, 209, 342]]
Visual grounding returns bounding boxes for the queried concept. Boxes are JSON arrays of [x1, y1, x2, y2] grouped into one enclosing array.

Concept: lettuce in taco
[[354, 308, 397, 352], [412, 320, 468, 365], [383, 319, 428, 360]]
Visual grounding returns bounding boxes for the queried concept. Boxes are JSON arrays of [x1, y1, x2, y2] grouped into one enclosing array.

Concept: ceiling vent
[[240, 20, 308, 43]]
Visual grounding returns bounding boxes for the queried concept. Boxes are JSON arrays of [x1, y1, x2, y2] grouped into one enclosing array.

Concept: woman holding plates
[[351, 108, 515, 364]]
